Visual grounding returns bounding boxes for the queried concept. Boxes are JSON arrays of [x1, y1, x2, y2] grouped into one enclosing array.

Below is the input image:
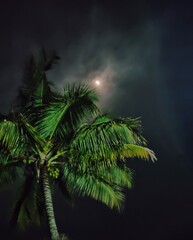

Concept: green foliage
[[120, 144, 157, 162], [17, 49, 59, 109], [70, 115, 155, 166], [0, 118, 20, 150], [10, 174, 44, 229], [0, 50, 156, 235], [36, 84, 100, 141], [63, 162, 133, 210]]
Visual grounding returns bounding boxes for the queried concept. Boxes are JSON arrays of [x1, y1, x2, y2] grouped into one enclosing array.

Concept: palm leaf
[[71, 115, 156, 164], [18, 114, 46, 151], [120, 144, 157, 162], [0, 113, 45, 156], [39, 48, 60, 71], [36, 84, 100, 141], [0, 118, 20, 150], [16, 50, 58, 109], [95, 165, 133, 189], [10, 173, 44, 229], [71, 117, 137, 162], [63, 165, 125, 210], [62, 158, 133, 210], [92, 116, 147, 144]]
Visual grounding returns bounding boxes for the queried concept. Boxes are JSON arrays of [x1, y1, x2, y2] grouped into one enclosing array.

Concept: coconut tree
[[0, 51, 156, 240]]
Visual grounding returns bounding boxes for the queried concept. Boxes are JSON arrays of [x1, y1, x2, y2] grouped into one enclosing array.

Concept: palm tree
[[0, 50, 156, 240]]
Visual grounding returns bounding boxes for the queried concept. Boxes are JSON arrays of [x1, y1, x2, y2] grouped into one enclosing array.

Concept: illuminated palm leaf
[[18, 114, 46, 151], [70, 115, 155, 164], [63, 164, 125, 210], [0, 118, 20, 150], [92, 115, 146, 143], [37, 84, 100, 141], [120, 144, 157, 162]]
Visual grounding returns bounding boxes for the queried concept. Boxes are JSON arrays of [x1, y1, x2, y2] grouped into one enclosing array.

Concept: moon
[[95, 80, 101, 86], [90, 77, 102, 88]]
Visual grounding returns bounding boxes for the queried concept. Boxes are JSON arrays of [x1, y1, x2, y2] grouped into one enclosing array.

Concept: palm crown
[[0, 50, 156, 240]]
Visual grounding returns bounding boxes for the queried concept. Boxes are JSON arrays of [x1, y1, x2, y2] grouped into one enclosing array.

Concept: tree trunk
[[42, 165, 60, 240]]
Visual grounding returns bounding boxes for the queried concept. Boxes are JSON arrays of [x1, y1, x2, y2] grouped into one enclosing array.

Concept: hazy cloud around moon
[[0, 0, 190, 157], [0, 2, 160, 112]]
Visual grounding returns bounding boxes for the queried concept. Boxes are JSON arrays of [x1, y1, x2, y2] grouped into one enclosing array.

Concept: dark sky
[[0, 0, 193, 239]]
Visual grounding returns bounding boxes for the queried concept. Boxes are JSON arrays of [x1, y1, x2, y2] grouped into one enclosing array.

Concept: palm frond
[[39, 48, 60, 71], [65, 153, 133, 191], [96, 165, 133, 189], [0, 118, 20, 150], [92, 116, 147, 144], [121, 144, 157, 162], [32, 78, 51, 107], [117, 117, 147, 145], [70, 115, 156, 165], [71, 116, 137, 162], [36, 84, 100, 141], [16, 50, 58, 110], [63, 165, 125, 210], [18, 114, 46, 151], [10, 174, 44, 229]]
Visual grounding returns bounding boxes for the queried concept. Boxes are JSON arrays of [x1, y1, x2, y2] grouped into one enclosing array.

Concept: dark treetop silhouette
[[0, 50, 156, 240]]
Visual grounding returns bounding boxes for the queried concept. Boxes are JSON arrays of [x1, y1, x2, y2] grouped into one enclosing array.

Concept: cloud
[[0, 2, 183, 153]]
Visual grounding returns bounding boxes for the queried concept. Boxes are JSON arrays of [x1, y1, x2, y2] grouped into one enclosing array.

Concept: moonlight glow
[[95, 80, 100, 86]]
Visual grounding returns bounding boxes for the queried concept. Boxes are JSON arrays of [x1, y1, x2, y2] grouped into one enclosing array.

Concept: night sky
[[0, 0, 193, 239]]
